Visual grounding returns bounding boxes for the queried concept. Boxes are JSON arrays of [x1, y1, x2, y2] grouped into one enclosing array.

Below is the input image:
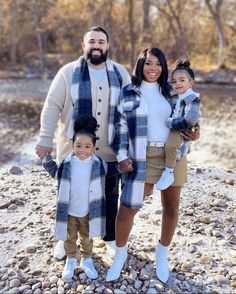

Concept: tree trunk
[[34, 0, 45, 73], [205, 0, 226, 68], [10, 2, 17, 68], [142, 0, 150, 45], [166, 0, 186, 57], [128, 0, 135, 69]]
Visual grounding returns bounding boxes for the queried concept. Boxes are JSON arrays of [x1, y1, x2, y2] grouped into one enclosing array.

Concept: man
[[36, 26, 130, 261]]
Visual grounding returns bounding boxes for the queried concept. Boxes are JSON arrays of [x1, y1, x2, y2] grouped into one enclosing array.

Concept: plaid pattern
[[43, 154, 107, 240], [113, 83, 174, 209], [167, 91, 200, 130], [69, 56, 122, 144]]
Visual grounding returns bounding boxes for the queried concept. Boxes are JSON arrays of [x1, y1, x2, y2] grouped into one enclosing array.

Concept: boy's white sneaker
[[80, 257, 98, 279], [62, 257, 76, 280], [156, 169, 174, 190], [105, 240, 116, 258], [53, 240, 66, 260]]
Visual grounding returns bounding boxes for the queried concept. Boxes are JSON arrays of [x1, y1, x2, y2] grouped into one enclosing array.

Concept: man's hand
[[35, 145, 53, 160], [118, 158, 133, 173], [182, 122, 200, 141]]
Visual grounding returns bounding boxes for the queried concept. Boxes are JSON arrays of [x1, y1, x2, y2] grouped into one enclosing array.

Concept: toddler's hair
[[73, 115, 98, 145], [172, 58, 194, 80]]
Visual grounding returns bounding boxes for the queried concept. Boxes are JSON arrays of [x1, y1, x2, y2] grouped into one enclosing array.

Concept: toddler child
[[43, 115, 107, 280], [156, 58, 200, 190]]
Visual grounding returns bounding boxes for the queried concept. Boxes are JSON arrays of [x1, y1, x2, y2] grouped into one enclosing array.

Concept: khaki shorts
[[145, 146, 187, 186]]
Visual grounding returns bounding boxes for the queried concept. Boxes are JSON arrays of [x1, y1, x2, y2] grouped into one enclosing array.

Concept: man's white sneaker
[[156, 170, 174, 190], [53, 240, 66, 260], [106, 246, 128, 282], [105, 240, 116, 258], [62, 257, 76, 280], [80, 257, 98, 279]]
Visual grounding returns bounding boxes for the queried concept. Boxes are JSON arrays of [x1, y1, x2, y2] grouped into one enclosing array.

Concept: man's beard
[[85, 48, 108, 65]]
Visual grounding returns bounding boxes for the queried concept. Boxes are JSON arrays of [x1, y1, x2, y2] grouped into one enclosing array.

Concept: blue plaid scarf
[[69, 56, 122, 143]]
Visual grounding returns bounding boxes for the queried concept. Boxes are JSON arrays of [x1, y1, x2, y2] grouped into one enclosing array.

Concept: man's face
[[82, 31, 110, 65]]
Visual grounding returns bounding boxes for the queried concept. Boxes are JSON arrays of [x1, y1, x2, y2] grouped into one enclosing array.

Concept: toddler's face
[[172, 70, 193, 94], [73, 135, 95, 160]]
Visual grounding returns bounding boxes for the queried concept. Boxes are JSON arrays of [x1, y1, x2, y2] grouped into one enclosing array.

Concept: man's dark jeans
[[103, 162, 120, 242]]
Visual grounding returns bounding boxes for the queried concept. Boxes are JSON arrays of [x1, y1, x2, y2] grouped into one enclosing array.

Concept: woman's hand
[[182, 122, 200, 141], [118, 158, 134, 173]]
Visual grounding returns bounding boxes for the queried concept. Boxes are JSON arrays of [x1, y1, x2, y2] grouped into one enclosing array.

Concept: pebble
[[7, 204, 18, 210], [49, 276, 59, 285], [215, 275, 230, 284], [198, 216, 211, 224], [212, 199, 227, 207], [9, 166, 22, 175], [26, 246, 36, 253], [9, 279, 21, 288], [134, 280, 142, 290], [199, 255, 212, 264], [224, 178, 235, 185]]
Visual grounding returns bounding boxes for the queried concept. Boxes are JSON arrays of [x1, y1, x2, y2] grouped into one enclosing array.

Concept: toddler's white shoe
[[80, 257, 98, 279], [156, 169, 174, 190], [105, 240, 116, 258], [106, 246, 128, 282], [53, 240, 66, 260], [62, 257, 76, 280]]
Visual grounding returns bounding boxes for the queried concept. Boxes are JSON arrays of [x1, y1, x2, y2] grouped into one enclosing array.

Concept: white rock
[[215, 275, 230, 284], [134, 280, 142, 290], [49, 276, 59, 285], [58, 286, 65, 294], [9, 279, 21, 288]]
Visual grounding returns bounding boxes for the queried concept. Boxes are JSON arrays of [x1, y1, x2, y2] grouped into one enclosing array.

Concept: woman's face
[[143, 53, 162, 83]]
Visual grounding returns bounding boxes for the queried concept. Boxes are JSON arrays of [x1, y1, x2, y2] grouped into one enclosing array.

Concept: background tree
[[0, 0, 235, 72], [205, 0, 226, 68]]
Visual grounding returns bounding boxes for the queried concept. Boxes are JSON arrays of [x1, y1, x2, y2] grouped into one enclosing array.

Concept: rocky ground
[[0, 160, 235, 293], [0, 79, 236, 293]]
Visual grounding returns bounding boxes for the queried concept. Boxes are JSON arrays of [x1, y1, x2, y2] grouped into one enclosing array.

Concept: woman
[[106, 48, 199, 283]]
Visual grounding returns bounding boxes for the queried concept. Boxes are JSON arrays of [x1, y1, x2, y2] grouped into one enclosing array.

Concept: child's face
[[172, 70, 193, 94], [72, 135, 95, 160]]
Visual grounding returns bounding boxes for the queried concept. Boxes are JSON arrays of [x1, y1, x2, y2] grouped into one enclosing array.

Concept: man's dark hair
[[84, 26, 109, 42]]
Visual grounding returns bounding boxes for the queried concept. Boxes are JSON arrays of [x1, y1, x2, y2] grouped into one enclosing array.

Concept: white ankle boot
[[106, 246, 128, 282], [53, 240, 66, 260], [80, 257, 98, 279], [62, 257, 76, 280], [156, 242, 169, 283], [105, 240, 116, 258]]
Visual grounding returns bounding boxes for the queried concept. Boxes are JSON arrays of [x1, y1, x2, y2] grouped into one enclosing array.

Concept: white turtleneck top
[[68, 155, 93, 217], [140, 80, 172, 144]]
